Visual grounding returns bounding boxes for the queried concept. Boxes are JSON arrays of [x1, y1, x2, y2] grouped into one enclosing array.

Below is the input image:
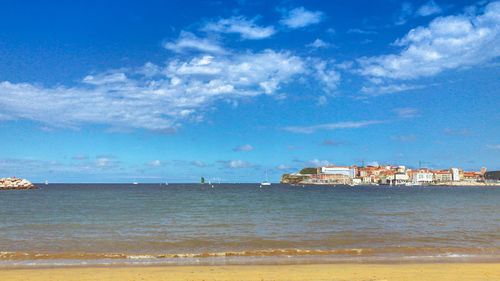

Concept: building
[[318, 165, 355, 184], [319, 166, 355, 178], [413, 170, 433, 183], [434, 170, 452, 182], [450, 168, 460, 181]]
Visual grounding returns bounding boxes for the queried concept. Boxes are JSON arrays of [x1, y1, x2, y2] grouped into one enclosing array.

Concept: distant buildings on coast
[[281, 164, 500, 186]]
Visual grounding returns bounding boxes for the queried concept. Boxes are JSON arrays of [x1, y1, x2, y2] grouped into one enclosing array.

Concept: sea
[[0, 184, 499, 267]]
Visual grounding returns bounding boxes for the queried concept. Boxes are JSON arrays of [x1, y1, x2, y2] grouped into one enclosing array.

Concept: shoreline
[[1, 263, 499, 280]]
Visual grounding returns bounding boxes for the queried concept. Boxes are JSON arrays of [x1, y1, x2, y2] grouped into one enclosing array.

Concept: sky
[[0, 0, 499, 183]]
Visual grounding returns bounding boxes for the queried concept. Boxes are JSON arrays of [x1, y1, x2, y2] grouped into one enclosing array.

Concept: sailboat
[[261, 170, 271, 186], [45, 180, 48, 185]]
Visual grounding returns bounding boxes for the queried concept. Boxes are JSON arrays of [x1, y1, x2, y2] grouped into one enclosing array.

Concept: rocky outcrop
[[0, 177, 38, 190], [280, 174, 310, 184]]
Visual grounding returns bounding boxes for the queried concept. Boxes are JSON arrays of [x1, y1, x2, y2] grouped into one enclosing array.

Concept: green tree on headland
[[299, 167, 317, 174]]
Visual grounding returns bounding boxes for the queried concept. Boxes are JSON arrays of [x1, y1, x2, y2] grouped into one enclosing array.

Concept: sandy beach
[[1, 263, 499, 281]]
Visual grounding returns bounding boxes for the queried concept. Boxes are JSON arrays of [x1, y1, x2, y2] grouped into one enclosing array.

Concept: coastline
[[1, 263, 499, 281]]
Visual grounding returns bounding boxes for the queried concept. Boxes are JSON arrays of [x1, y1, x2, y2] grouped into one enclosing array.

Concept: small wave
[[1, 247, 499, 261]]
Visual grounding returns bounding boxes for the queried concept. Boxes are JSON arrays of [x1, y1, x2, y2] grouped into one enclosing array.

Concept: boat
[[133, 179, 138, 185], [261, 170, 271, 186], [45, 180, 48, 185]]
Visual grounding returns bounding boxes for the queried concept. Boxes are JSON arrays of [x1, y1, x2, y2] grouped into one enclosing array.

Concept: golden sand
[[0, 263, 499, 281]]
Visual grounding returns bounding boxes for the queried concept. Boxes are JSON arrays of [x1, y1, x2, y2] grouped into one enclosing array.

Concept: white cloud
[[359, 2, 500, 80], [360, 84, 424, 96], [346, 28, 377, 35], [416, 1, 442, 17], [233, 144, 253, 151], [306, 39, 331, 48], [163, 31, 225, 54], [284, 120, 385, 134], [146, 160, 168, 167], [83, 72, 128, 85], [202, 16, 275, 39], [0, 48, 307, 131], [395, 2, 414, 25], [95, 158, 119, 168], [191, 160, 207, 167], [486, 144, 500, 149], [313, 60, 341, 93], [391, 134, 417, 142], [96, 154, 117, 159], [72, 155, 88, 160], [317, 95, 327, 105], [280, 7, 323, 29], [277, 164, 291, 170], [394, 107, 418, 118], [308, 159, 330, 167], [218, 160, 253, 168]]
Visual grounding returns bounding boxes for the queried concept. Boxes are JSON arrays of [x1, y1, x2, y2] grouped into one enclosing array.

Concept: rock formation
[[0, 177, 38, 190]]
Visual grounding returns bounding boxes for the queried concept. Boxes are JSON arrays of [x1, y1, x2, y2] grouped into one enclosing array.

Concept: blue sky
[[0, 0, 499, 183]]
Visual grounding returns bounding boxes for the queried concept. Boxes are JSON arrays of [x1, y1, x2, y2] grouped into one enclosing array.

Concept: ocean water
[[0, 184, 499, 267]]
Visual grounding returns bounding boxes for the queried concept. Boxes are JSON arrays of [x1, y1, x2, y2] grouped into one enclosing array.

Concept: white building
[[320, 166, 355, 178], [394, 173, 409, 185], [413, 171, 433, 183], [450, 168, 460, 181]]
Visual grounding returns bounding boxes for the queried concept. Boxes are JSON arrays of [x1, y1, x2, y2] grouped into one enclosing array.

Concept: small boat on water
[[45, 180, 48, 185], [261, 170, 271, 186]]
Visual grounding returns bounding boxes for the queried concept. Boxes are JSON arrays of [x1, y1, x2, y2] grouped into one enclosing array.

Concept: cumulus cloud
[[94, 158, 119, 168], [280, 7, 323, 29], [416, 1, 443, 17], [306, 39, 331, 48], [0, 48, 308, 131], [360, 84, 425, 96], [146, 160, 168, 167], [96, 154, 117, 159], [313, 60, 341, 93], [191, 160, 207, 167], [202, 16, 275, 39], [395, 2, 415, 25], [277, 164, 291, 170], [284, 120, 386, 134], [347, 28, 377, 35], [232, 144, 253, 151], [218, 160, 253, 168], [308, 159, 330, 167], [163, 31, 225, 54], [359, 2, 500, 81]]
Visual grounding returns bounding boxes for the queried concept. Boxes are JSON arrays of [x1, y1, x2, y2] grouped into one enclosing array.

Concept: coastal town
[[281, 164, 500, 186]]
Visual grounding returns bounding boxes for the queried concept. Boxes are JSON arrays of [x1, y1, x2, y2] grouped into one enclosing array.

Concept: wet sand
[[1, 263, 499, 281]]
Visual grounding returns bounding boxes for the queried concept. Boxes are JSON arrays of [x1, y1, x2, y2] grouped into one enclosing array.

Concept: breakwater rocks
[[0, 177, 38, 190]]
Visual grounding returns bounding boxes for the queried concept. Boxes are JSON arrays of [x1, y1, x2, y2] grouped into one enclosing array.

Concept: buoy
[[211, 185, 214, 188]]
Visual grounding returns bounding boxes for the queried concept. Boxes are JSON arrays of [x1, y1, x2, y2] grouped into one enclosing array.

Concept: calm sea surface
[[0, 184, 499, 266]]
